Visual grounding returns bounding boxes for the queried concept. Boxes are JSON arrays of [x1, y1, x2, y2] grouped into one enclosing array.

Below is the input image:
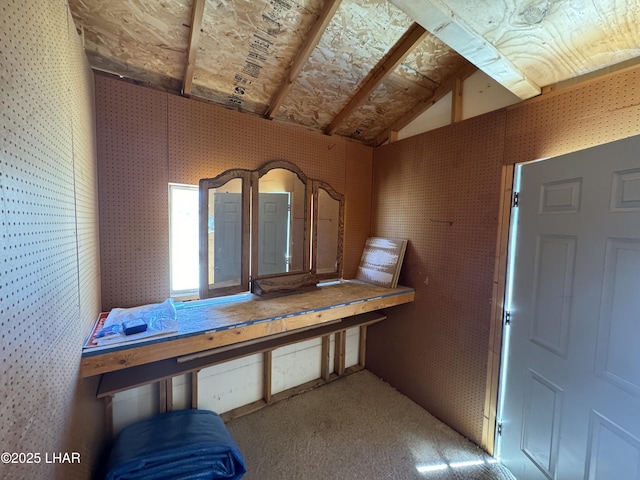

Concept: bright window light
[[449, 460, 485, 468], [416, 464, 449, 473], [169, 183, 199, 296], [416, 459, 497, 475]]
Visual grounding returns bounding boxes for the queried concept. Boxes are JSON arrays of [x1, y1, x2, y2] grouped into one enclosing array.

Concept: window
[[169, 183, 199, 297]]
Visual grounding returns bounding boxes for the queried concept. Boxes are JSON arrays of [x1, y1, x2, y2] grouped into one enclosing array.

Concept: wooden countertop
[[81, 280, 414, 377]]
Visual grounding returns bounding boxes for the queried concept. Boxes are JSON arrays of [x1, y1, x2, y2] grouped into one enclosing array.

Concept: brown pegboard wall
[[97, 76, 373, 310], [368, 111, 507, 445], [167, 94, 349, 193], [343, 142, 373, 279], [505, 67, 640, 163], [0, 1, 102, 479], [368, 65, 640, 448], [96, 76, 170, 310]]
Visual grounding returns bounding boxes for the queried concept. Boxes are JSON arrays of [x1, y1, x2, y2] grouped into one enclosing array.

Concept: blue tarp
[[105, 409, 246, 480]]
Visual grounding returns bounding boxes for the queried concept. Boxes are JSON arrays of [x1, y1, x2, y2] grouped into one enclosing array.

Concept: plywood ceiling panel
[[335, 36, 468, 142], [391, 0, 640, 99], [274, 0, 414, 130], [69, 0, 640, 144], [192, 0, 324, 113], [69, 0, 190, 85]]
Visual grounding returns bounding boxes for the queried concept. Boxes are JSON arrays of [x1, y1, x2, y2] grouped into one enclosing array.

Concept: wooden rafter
[[324, 22, 428, 136], [390, 0, 540, 99], [265, 0, 342, 119], [182, 0, 206, 96], [372, 61, 477, 146], [451, 76, 463, 123]]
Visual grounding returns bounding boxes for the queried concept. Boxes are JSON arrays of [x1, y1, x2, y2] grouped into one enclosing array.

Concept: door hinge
[[513, 191, 519, 207], [504, 311, 512, 326], [497, 421, 503, 436]]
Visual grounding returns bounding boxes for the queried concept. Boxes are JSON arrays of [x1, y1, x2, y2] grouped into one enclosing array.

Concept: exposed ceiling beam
[[372, 61, 477, 146], [389, 0, 541, 100], [451, 76, 463, 123], [265, 0, 342, 119], [182, 0, 206, 96], [324, 22, 428, 136]]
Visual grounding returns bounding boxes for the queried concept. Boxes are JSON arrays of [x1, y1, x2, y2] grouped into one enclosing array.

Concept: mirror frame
[[251, 161, 311, 282], [199, 160, 344, 298], [312, 180, 344, 280], [198, 169, 251, 299]]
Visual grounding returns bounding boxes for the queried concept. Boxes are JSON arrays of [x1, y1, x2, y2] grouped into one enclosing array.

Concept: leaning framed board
[[355, 237, 408, 288]]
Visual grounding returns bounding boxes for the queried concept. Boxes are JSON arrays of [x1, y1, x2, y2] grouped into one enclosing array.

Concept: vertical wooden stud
[[451, 76, 463, 123], [159, 379, 167, 413], [191, 370, 199, 409], [482, 164, 514, 455], [320, 335, 331, 380], [334, 330, 346, 376], [358, 325, 368, 367], [263, 350, 273, 404], [166, 378, 174, 412]]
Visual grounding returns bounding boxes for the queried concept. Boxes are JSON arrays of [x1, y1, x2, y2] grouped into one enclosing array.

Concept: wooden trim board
[[84, 281, 413, 377], [97, 311, 388, 398]]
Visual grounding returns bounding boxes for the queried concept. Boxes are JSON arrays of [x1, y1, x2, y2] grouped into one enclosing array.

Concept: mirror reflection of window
[[316, 187, 340, 274], [257, 168, 305, 276], [208, 177, 243, 290]]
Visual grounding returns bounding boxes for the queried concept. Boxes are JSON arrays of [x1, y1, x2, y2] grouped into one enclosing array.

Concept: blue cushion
[[105, 409, 246, 480]]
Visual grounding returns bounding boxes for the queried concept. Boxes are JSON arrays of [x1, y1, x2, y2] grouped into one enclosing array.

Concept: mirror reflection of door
[[212, 192, 242, 285], [258, 193, 289, 275], [206, 176, 244, 291], [257, 168, 306, 276]]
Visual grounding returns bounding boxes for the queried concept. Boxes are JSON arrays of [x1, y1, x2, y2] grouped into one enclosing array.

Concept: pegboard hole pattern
[[1, 1, 102, 478], [505, 68, 640, 163], [96, 75, 374, 310], [368, 65, 640, 446], [370, 111, 506, 444]]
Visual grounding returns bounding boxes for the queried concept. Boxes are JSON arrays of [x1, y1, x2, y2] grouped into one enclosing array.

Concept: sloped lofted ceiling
[[68, 0, 640, 145]]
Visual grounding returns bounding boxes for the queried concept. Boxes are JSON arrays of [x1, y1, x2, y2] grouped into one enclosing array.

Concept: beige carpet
[[226, 370, 516, 480]]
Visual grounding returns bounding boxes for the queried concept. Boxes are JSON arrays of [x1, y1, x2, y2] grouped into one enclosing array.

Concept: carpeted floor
[[226, 370, 516, 479]]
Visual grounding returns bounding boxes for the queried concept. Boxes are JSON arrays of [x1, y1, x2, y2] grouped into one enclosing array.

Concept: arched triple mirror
[[199, 161, 343, 299]]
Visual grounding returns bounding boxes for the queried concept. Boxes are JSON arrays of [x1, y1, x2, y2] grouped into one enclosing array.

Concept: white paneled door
[[499, 136, 640, 479]]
